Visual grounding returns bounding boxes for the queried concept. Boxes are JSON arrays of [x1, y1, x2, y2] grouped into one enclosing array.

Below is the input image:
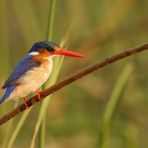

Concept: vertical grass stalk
[[38, 2, 75, 148], [30, 58, 63, 148], [38, 0, 57, 148], [32, 20, 74, 148], [100, 64, 133, 148], [7, 110, 31, 148], [46, 0, 56, 40]]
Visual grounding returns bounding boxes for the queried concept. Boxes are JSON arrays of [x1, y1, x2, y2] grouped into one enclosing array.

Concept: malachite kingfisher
[[0, 41, 85, 108]]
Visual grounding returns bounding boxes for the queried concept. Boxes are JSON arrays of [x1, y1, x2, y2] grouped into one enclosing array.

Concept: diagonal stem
[[0, 43, 148, 126]]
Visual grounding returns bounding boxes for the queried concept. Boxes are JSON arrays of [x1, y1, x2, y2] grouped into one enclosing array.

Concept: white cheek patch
[[29, 52, 39, 56]]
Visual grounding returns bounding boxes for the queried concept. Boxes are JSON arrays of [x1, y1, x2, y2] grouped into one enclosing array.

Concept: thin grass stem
[[7, 110, 31, 148], [100, 64, 134, 148]]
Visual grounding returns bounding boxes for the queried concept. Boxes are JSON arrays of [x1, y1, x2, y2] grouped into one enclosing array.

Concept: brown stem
[[0, 43, 148, 126]]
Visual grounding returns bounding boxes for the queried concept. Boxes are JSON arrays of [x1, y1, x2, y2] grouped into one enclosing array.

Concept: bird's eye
[[47, 47, 55, 52]]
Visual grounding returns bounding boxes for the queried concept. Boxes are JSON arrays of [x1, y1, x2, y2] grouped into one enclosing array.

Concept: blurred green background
[[0, 0, 148, 148]]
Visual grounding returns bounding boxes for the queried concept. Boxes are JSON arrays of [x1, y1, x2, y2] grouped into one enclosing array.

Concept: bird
[[0, 41, 85, 108]]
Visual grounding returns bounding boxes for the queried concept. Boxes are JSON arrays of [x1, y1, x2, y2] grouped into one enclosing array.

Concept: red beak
[[53, 49, 85, 58]]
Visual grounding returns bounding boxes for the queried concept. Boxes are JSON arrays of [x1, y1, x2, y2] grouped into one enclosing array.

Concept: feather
[[2, 55, 41, 89], [0, 86, 15, 104]]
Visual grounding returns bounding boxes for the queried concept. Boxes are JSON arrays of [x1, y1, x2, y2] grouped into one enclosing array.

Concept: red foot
[[34, 90, 42, 100], [23, 97, 29, 109]]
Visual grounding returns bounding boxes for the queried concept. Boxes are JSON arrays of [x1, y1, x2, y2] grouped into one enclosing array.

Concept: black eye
[[47, 47, 55, 52]]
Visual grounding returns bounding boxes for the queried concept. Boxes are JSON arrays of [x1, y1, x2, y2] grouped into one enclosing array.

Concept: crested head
[[29, 41, 60, 54]]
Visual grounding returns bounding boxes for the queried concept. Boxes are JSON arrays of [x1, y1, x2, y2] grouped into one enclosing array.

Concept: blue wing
[[2, 55, 41, 89]]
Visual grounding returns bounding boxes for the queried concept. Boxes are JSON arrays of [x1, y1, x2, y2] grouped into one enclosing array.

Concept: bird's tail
[[0, 86, 15, 104]]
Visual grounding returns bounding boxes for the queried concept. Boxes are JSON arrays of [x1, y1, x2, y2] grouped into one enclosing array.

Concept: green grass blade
[[100, 64, 134, 148], [38, 0, 57, 148], [7, 110, 31, 148], [38, 116, 46, 148], [31, 20, 73, 147], [37, 1, 75, 147], [30, 57, 63, 148], [30, 98, 50, 148], [46, 0, 56, 40]]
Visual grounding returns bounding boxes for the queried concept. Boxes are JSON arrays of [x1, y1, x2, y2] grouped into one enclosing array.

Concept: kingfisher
[[0, 41, 85, 108]]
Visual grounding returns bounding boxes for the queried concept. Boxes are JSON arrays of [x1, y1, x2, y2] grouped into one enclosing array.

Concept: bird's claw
[[23, 97, 29, 109], [35, 90, 42, 100]]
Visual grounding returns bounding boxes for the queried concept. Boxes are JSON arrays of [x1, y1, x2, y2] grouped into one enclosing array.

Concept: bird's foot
[[23, 97, 29, 109], [34, 90, 42, 100]]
